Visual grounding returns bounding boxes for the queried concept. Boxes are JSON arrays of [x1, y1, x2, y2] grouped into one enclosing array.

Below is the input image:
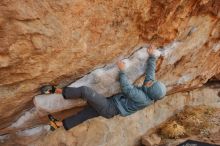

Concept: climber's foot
[[48, 114, 60, 131], [40, 85, 56, 94]]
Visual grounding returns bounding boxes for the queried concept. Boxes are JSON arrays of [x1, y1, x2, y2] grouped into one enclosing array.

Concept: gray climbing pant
[[62, 86, 119, 130]]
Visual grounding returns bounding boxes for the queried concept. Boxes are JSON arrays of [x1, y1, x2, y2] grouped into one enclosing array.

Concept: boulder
[[0, 0, 220, 128], [0, 0, 220, 145]]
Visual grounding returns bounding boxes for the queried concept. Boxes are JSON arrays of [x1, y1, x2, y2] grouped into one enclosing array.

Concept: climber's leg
[[62, 86, 86, 99], [62, 105, 99, 130], [62, 86, 119, 118], [45, 86, 118, 131], [48, 114, 61, 131]]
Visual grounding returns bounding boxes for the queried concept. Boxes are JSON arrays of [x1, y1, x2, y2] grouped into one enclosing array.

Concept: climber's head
[[144, 81, 166, 100]]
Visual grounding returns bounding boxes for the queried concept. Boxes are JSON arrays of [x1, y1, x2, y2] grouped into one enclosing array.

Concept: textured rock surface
[[142, 133, 161, 146], [0, 0, 220, 144], [1, 85, 219, 146]]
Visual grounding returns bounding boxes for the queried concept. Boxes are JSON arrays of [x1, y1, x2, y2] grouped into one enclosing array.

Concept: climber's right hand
[[147, 45, 157, 55]]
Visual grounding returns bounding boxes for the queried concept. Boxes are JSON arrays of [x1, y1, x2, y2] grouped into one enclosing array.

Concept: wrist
[[151, 49, 161, 58], [119, 70, 125, 74]]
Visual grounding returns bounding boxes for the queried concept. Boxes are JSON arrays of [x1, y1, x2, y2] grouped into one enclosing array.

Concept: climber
[[42, 45, 167, 131]]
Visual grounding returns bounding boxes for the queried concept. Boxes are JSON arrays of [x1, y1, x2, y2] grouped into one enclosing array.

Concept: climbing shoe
[[48, 114, 59, 131], [40, 85, 56, 94]]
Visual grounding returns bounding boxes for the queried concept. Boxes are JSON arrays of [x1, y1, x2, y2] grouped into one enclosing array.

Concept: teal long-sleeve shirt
[[112, 55, 157, 116]]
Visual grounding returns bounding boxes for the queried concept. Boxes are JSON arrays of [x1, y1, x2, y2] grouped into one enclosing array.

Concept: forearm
[[119, 71, 148, 102], [144, 55, 157, 83], [119, 71, 134, 94]]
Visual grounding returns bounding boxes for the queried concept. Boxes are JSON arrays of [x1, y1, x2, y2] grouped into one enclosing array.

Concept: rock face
[[0, 0, 220, 144]]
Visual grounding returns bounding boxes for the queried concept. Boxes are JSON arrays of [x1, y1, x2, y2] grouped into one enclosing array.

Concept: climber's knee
[[103, 114, 114, 119], [99, 107, 117, 119], [100, 112, 114, 119]]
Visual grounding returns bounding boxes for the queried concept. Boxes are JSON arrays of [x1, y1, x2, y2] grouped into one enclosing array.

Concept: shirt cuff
[[119, 70, 125, 74]]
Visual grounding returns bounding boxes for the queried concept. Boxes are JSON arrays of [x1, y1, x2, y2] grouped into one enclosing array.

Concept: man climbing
[[42, 45, 166, 131]]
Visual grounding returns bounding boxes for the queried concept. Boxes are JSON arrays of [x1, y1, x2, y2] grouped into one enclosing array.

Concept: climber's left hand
[[117, 61, 125, 71]]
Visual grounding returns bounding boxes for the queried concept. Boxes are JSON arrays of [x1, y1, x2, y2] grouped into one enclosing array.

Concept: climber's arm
[[144, 46, 158, 84], [117, 61, 134, 94], [117, 61, 146, 102], [119, 70, 135, 94], [119, 71, 147, 102]]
